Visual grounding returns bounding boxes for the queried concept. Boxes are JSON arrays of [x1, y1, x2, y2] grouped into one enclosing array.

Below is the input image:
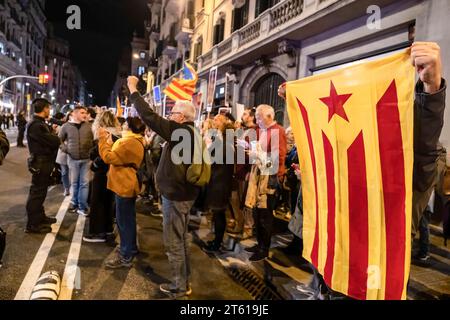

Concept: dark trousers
[[115, 195, 138, 260], [254, 194, 276, 254], [212, 209, 226, 245], [26, 156, 55, 227], [419, 210, 432, 256], [17, 127, 25, 146], [89, 172, 114, 235]]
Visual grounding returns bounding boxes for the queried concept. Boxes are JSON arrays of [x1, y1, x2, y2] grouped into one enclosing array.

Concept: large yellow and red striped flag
[[163, 62, 198, 101], [286, 50, 415, 300]]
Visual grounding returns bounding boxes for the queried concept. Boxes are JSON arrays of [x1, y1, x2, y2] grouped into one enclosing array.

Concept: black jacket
[[0, 128, 9, 165], [414, 79, 447, 192], [130, 92, 199, 201], [26, 116, 60, 158], [204, 132, 235, 210]]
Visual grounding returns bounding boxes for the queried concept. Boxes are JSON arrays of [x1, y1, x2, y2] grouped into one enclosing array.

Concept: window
[[232, 0, 249, 32], [194, 37, 203, 61], [213, 16, 225, 45], [140, 51, 146, 59], [255, 0, 279, 17]]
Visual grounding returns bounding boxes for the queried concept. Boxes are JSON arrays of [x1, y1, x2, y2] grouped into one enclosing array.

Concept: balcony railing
[[218, 38, 232, 58], [199, 0, 336, 71], [270, 0, 304, 29], [239, 20, 261, 46]]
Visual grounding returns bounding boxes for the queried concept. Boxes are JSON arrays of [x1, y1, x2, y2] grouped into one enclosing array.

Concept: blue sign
[[153, 86, 161, 105]]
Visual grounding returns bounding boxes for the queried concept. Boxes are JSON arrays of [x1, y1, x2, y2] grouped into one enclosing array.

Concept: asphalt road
[[0, 137, 252, 300]]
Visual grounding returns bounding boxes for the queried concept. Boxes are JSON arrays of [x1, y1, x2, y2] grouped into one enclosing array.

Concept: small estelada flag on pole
[[286, 50, 415, 300], [163, 62, 198, 101]]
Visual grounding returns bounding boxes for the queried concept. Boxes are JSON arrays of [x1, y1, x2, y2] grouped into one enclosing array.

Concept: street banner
[[286, 50, 415, 300], [153, 85, 162, 106], [206, 66, 218, 112]]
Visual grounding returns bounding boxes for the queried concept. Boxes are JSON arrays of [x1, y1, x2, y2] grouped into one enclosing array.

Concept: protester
[[245, 104, 287, 262], [0, 126, 9, 165], [99, 116, 145, 267], [128, 75, 199, 298], [24, 99, 61, 234], [203, 114, 235, 253], [83, 110, 122, 243], [16, 111, 27, 148], [277, 41, 447, 298], [59, 106, 94, 216], [55, 111, 72, 196]]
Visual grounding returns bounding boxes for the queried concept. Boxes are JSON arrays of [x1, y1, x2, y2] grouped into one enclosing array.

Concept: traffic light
[[38, 73, 50, 84]]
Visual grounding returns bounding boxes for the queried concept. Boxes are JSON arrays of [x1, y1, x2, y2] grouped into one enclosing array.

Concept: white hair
[[255, 104, 275, 119], [174, 100, 196, 122]]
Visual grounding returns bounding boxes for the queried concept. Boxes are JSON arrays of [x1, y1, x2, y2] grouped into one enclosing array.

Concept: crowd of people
[[0, 41, 447, 300]]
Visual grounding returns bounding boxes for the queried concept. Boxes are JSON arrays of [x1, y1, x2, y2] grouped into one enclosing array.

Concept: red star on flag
[[320, 81, 352, 122]]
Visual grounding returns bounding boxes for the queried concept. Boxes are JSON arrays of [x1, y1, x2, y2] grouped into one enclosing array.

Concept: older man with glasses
[[127, 76, 199, 298]]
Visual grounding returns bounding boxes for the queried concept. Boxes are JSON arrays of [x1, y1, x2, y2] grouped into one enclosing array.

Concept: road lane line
[[14, 196, 71, 300], [59, 214, 86, 300]]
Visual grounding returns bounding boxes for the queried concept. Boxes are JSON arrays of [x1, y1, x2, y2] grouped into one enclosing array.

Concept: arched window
[[213, 14, 225, 45], [251, 73, 286, 125]]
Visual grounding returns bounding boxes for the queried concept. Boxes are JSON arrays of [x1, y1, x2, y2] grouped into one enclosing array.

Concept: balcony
[[198, 0, 346, 73], [149, 25, 160, 40], [175, 17, 194, 44], [162, 38, 177, 57]]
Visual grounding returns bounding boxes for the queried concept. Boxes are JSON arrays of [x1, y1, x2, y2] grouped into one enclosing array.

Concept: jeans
[[115, 195, 138, 260], [161, 196, 195, 291], [60, 164, 70, 191], [26, 156, 55, 227], [67, 157, 90, 211]]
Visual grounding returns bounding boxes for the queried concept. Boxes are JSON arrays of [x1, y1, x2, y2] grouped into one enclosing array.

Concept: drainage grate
[[228, 267, 283, 300]]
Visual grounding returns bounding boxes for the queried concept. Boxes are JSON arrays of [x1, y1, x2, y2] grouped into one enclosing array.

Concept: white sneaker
[[77, 209, 89, 217]]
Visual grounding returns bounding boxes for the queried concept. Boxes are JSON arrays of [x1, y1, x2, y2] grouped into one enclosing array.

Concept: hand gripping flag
[[286, 50, 415, 300], [163, 62, 198, 101]]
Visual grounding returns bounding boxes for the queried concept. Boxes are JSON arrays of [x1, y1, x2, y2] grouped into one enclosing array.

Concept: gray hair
[[173, 100, 196, 122], [255, 104, 275, 119]]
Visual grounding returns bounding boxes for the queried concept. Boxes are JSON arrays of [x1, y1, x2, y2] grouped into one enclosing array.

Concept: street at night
[[0, 0, 450, 308]]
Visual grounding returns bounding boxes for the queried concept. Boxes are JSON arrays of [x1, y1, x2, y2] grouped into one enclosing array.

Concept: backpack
[[185, 126, 211, 187], [0, 227, 5, 267]]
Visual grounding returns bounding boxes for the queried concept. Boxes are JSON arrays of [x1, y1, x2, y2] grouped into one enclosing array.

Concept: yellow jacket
[[99, 131, 144, 198]]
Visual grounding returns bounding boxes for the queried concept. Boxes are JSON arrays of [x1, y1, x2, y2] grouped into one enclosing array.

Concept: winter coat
[[130, 92, 199, 201], [59, 121, 94, 160], [204, 132, 235, 210], [99, 131, 144, 198]]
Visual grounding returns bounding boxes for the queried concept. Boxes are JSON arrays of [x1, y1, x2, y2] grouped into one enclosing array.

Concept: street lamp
[[133, 53, 140, 59]]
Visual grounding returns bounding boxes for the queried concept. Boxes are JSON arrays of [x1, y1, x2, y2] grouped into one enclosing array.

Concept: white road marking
[[59, 214, 86, 300], [14, 196, 71, 300]]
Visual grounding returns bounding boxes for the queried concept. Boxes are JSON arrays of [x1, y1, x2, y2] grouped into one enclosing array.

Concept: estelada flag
[[163, 62, 198, 101], [286, 50, 415, 300]]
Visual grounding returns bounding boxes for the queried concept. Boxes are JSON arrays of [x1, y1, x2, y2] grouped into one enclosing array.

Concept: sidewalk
[[191, 212, 450, 300]]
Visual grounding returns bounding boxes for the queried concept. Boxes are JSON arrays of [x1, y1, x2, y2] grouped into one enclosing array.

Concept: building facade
[[146, 0, 195, 86], [0, 0, 47, 114], [44, 23, 77, 108], [190, 0, 450, 154]]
